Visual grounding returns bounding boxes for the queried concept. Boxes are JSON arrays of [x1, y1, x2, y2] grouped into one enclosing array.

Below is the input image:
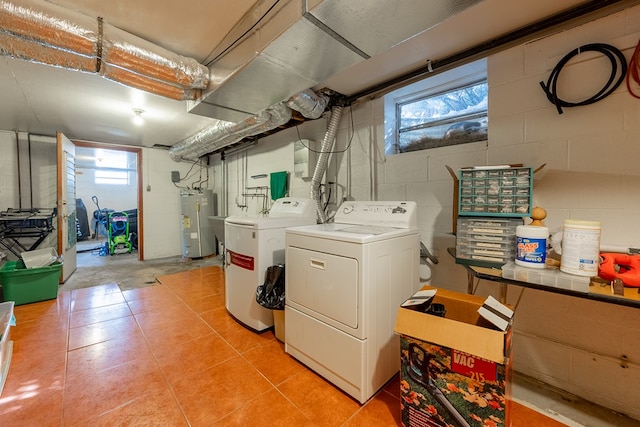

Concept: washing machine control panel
[[269, 197, 316, 218]]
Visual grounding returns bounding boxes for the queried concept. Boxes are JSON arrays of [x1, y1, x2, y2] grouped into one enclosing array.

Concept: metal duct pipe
[[169, 102, 292, 162], [0, 0, 209, 100], [310, 105, 343, 224], [286, 89, 328, 119]]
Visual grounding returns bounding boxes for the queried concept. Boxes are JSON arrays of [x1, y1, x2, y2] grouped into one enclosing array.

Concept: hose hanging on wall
[[539, 43, 627, 114], [626, 39, 640, 99]]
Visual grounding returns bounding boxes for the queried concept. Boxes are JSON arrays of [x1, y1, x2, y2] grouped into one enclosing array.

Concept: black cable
[[294, 106, 355, 154], [181, 159, 201, 181], [204, 0, 281, 67], [540, 43, 627, 114]]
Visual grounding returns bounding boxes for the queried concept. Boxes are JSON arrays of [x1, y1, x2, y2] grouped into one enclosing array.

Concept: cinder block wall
[[365, 6, 640, 420]]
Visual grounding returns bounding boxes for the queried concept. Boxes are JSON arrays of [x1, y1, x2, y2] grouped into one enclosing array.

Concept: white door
[[57, 132, 76, 282], [287, 246, 359, 328]]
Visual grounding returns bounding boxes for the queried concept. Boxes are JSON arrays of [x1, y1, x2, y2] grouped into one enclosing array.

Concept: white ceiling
[[0, 0, 616, 150]]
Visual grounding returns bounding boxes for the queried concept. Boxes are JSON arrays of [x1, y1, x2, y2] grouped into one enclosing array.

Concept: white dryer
[[285, 201, 420, 403], [224, 197, 316, 332]]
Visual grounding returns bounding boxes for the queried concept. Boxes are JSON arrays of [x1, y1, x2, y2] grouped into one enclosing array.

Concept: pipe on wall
[[15, 130, 21, 209]]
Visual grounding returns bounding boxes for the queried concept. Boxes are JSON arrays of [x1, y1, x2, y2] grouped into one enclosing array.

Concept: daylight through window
[[94, 149, 129, 185], [384, 60, 488, 155]]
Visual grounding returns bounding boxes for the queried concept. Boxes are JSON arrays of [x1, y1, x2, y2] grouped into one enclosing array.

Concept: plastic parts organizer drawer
[[458, 167, 532, 216]]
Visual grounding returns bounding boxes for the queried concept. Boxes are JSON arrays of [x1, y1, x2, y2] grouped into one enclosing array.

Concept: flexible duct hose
[[626, 39, 640, 99], [539, 43, 627, 115], [311, 106, 344, 223]]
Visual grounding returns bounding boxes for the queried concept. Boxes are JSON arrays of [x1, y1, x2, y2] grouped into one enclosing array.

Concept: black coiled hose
[[540, 43, 627, 114]]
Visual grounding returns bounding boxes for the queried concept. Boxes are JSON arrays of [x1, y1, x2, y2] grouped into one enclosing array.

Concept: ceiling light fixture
[[132, 108, 145, 126]]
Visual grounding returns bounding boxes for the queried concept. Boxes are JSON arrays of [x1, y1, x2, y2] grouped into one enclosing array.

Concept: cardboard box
[[395, 287, 513, 427]]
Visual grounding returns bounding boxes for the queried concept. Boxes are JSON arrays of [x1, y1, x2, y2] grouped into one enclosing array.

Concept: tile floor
[[1, 265, 568, 426]]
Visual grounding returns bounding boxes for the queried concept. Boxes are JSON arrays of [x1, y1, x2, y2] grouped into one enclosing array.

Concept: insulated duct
[[0, 0, 209, 100], [310, 105, 343, 224], [189, 0, 483, 122], [286, 89, 329, 120], [169, 102, 292, 162], [169, 88, 329, 161]]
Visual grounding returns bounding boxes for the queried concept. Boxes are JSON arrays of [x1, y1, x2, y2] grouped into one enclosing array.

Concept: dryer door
[[287, 247, 358, 329]]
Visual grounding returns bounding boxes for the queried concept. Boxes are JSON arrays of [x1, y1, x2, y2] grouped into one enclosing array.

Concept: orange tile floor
[[0, 266, 565, 426]]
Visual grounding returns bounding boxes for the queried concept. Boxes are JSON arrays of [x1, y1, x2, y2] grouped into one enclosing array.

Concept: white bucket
[[515, 225, 548, 268], [21, 247, 58, 268], [560, 219, 601, 277]]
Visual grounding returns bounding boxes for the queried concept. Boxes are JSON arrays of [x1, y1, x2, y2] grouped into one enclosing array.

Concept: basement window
[[384, 59, 488, 155], [94, 149, 129, 185]]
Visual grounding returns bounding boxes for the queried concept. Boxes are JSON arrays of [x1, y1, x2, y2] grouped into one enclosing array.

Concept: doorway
[[73, 142, 143, 264]]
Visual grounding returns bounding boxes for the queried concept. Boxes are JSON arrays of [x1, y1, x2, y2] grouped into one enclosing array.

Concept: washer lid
[[225, 215, 317, 230], [224, 197, 317, 229]]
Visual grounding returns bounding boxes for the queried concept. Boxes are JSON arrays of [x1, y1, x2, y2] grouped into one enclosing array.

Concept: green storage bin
[[0, 260, 62, 305]]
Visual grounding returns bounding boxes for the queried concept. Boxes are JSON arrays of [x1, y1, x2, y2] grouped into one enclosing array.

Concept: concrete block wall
[[221, 117, 330, 218], [350, 6, 640, 420], [482, 8, 640, 419]]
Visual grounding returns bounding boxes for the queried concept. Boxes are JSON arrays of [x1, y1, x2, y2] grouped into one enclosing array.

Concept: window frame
[[384, 59, 488, 155], [94, 168, 130, 185]]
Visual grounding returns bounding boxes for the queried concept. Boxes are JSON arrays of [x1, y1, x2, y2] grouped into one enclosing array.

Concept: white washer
[[285, 201, 420, 403], [225, 197, 317, 332]]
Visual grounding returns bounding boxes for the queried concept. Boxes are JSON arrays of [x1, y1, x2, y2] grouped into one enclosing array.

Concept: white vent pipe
[[310, 106, 343, 223]]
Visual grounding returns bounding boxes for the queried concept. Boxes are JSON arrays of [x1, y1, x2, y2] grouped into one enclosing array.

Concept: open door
[[57, 132, 77, 282]]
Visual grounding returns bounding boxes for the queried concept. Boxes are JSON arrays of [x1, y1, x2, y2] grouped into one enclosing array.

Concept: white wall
[[221, 116, 330, 218], [76, 169, 137, 215], [0, 131, 57, 256], [141, 147, 221, 259], [0, 131, 57, 211]]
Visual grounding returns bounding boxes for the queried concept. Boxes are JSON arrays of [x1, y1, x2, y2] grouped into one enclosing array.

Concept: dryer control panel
[[334, 201, 417, 229]]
